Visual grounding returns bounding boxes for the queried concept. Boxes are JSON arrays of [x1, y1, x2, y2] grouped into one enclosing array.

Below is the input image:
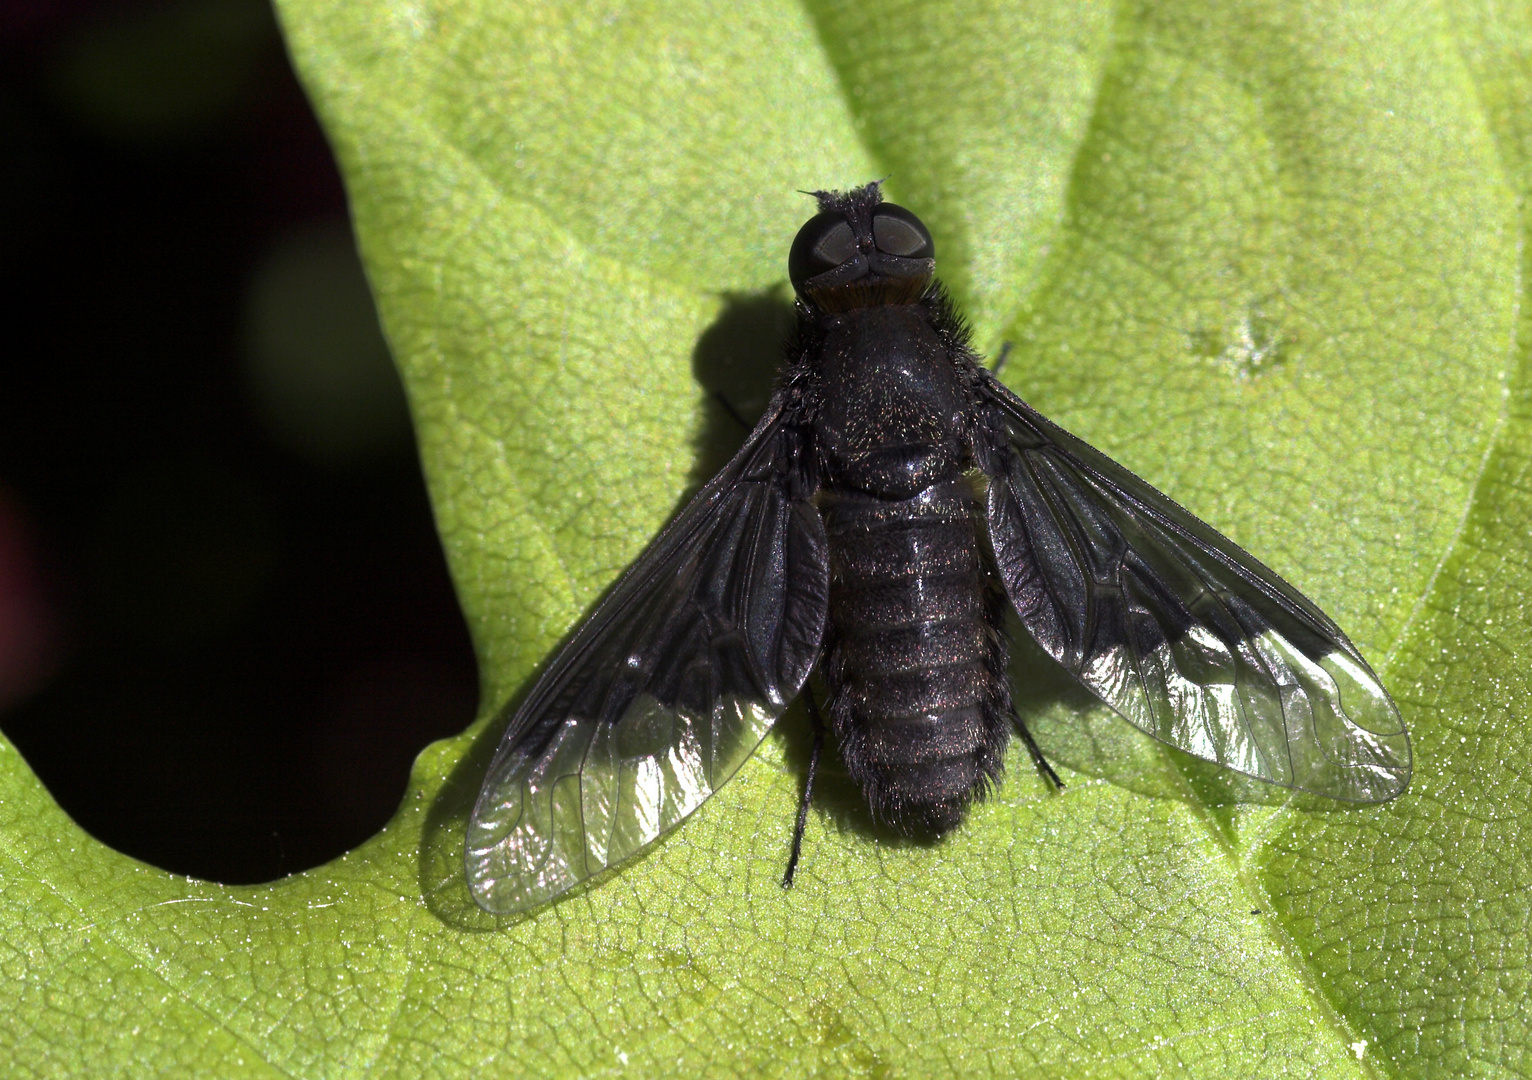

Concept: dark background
[[0, 0, 479, 883]]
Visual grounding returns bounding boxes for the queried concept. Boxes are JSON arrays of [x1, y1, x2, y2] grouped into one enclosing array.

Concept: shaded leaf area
[[2, 0, 1528, 1075]]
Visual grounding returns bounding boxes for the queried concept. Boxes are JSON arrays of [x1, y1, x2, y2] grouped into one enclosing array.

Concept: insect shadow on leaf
[[689, 286, 797, 485]]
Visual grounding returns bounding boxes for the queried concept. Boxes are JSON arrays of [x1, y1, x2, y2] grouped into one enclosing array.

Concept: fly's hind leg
[[1015, 716, 1064, 791], [781, 686, 826, 889]]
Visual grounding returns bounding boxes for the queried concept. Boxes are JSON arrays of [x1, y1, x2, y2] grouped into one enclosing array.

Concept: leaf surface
[[3, 0, 1529, 1074]]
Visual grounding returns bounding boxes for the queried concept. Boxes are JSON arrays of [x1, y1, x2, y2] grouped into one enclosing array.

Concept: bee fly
[[466, 182, 1411, 914]]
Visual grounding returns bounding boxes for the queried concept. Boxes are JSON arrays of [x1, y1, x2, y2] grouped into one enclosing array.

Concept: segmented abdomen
[[822, 478, 1011, 833]]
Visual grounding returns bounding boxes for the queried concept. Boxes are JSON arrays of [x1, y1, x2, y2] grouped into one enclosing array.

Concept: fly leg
[[991, 342, 1013, 378], [1015, 716, 1064, 791], [713, 391, 751, 432], [781, 687, 826, 889]]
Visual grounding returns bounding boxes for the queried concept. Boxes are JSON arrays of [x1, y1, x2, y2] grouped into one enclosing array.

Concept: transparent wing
[[467, 399, 829, 914], [980, 375, 1410, 802]]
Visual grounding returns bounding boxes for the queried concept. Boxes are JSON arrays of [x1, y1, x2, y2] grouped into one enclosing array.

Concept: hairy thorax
[[812, 305, 970, 498]]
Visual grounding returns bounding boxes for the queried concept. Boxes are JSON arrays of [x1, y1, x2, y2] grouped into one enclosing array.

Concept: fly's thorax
[[812, 305, 973, 499]]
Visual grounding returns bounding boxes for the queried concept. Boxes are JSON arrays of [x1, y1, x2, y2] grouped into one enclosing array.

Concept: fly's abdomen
[[822, 478, 1011, 833]]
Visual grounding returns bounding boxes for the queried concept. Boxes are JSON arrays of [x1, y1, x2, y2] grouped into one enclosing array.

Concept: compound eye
[[789, 212, 859, 286], [872, 204, 934, 259]]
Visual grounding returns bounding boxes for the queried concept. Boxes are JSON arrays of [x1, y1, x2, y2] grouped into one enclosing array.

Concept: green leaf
[[5, 0, 1530, 1074]]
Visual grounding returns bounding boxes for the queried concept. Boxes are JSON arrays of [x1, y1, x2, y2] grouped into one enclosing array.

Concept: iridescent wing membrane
[[466, 400, 829, 914], [981, 376, 1410, 802]]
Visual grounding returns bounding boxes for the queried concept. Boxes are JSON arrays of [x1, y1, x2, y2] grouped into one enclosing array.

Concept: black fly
[[465, 183, 1411, 915]]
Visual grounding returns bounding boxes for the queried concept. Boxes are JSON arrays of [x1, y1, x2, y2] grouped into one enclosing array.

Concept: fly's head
[[788, 181, 935, 313]]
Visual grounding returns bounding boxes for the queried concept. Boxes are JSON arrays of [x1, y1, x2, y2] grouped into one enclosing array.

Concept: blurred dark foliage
[[0, 0, 479, 882]]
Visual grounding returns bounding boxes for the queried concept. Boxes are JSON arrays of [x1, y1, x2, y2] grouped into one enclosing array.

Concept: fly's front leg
[[713, 390, 750, 432], [991, 342, 1013, 378]]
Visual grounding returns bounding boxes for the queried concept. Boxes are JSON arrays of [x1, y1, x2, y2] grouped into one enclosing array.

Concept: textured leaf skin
[[1, 0, 1529, 1075]]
